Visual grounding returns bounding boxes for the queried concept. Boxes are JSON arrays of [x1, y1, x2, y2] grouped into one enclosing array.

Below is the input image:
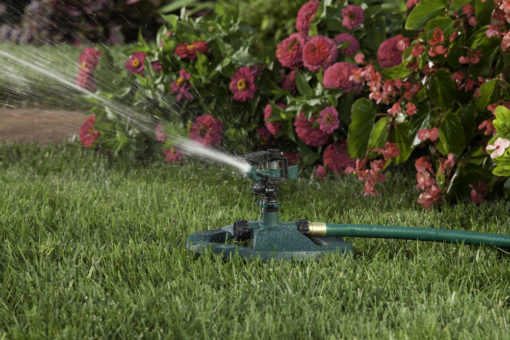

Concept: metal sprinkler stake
[[186, 149, 510, 261]]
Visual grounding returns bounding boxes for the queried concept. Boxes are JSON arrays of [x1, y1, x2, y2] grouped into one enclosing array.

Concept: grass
[[0, 143, 509, 339]]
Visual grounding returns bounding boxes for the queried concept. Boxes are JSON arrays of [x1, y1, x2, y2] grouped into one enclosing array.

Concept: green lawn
[[0, 143, 509, 339]]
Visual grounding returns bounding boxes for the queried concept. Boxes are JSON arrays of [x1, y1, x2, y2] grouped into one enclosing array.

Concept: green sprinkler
[[186, 149, 510, 261]]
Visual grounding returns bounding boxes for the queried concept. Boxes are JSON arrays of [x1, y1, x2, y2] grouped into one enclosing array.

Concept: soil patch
[[0, 109, 86, 143]]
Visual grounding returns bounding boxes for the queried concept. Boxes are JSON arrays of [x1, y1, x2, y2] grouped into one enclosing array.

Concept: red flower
[[323, 142, 354, 174], [314, 165, 327, 180], [276, 33, 304, 69], [323, 62, 362, 93], [189, 114, 223, 147], [264, 103, 285, 136], [415, 156, 433, 174], [174, 41, 209, 60], [317, 106, 339, 134], [417, 128, 439, 142], [170, 69, 192, 101], [125, 51, 146, 75], [281, 70, 297, 94], [296, 1, 320, 34], [303, 35, 338, 72], [76, 47, 102, 90], [416, 171, 435, 191], [79, 115, 100, 148], [377, 35, 406, 69], [163, 148, 183, 164], [334, 33, 360, 56], [229, 66, 257, 102], [294, 112, 330, 146], [152, 61, 162, 73], [342, 5, 364, 30], [417, 185, 442, 209]]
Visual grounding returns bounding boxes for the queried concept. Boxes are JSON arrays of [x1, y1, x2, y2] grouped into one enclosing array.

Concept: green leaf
[[299, 145, 320, 165], [460, 102, 478, 143], [405, 0, 447, 30], [390, 122, 413, 164], [437, 111, 466, 156], [469, 34, 500, 77], [450, 0, 470, 10], [493, 105, 510, 138], [347, 99, 375, 158], [504, 177, 510, 199], [368, 118, 390, 150], [409, 110, 432, 147], [428, 69, 458, 110], [381, 62, 412, 80], [475, 0, 494, 26], [425, 17, 454, 41], [475, 80, 499, 112], [294, 71, 313, 98]]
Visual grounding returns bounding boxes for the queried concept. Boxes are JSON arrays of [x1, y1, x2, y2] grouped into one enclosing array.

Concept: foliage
[[0, 0, 170, 45]]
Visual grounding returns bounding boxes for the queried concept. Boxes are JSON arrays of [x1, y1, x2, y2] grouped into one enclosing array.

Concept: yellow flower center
[[176, 77, 184, 86], [170, 147, 175, 153], [132, 58, 140, 67], [237, 79, 246, 91], [199, 125, 207, 137], [88, 127, 97, 135], [80, 61, 87, 69]]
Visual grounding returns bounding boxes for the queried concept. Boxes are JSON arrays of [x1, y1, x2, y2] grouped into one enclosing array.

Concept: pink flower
[[317, 106, 339, 134], [155, 124, 168, 142], [264, 103, 285, 136], [373, 142, 400, 160], [174, 41, 209, 60], [76, 47, 102, 90], [152, 61, 162, 73], [334, 33, 360, 56], [416, 171, 435, 191], [294, 112, 330, 146], [281, 70, 297, 94], [354, 53, 365, 64], [256, 126, 272, 146], [80, 115, 100, 148], [388, 102, 402, 115], [125, 51, 146, 75], [163, 148, 183, 164], [170, 69, 192, 101], [342, 5, 364, 30], [302, 35, 338, 72], [276, 33, 304, 69], [323, 62, 362, 93], [469, 181, 489, 204], [406, 101, 417, 116], [189, 114, 223, 147], [486, 137, 510, 158], [229, 66, 257, 102], [415, 156, 433, 173], [296, 1, 320, 34], [323, 142, 354, 174], [377, 35, 406, 68], [417, 128, 439, 142], [314, 165, 327, 180], [417, 185, 442, 209]]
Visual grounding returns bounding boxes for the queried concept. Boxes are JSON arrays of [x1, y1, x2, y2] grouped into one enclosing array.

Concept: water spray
[[186, 149, 510, 261]]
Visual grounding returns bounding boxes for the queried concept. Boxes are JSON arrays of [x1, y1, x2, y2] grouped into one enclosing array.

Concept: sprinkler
[[186, 149, 510, 261]]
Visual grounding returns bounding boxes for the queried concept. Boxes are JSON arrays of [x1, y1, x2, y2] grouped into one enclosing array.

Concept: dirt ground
[[0, 109, 86, 143]]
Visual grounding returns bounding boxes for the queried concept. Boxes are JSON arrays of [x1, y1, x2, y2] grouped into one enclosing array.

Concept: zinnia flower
[[229, 66, 257, 102], [333, 33, 360, 56], [323, 62, 362, 93], [264, 103, 285, 136], [189, 114, 223, 147], [323, 142, 354, 174], [284, 151, 300, 165], [296, 1, 320, 34], [302, 35, 338, 72], [314, 165, 327, 180], [79, 114, 100, 147], [125, 51, 146, 75], [256, 127, 272, 146], [170, 69, 192, 101], [76, 47, 102, 90], [342, 5, 364, 30], [294, 112, 330, 146], [163, 148, 183, 164], [377, 35, 406, 69], [317, 106, 339, 134], [276, 33, 304, 69], [174, 41, 209, 60]]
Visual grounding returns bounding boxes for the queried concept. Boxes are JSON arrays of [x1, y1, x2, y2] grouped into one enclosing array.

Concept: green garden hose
[[304, 222, 510, 248]]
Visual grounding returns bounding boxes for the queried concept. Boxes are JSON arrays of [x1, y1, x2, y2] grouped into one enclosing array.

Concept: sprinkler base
[[186, 221, 353, 261]]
